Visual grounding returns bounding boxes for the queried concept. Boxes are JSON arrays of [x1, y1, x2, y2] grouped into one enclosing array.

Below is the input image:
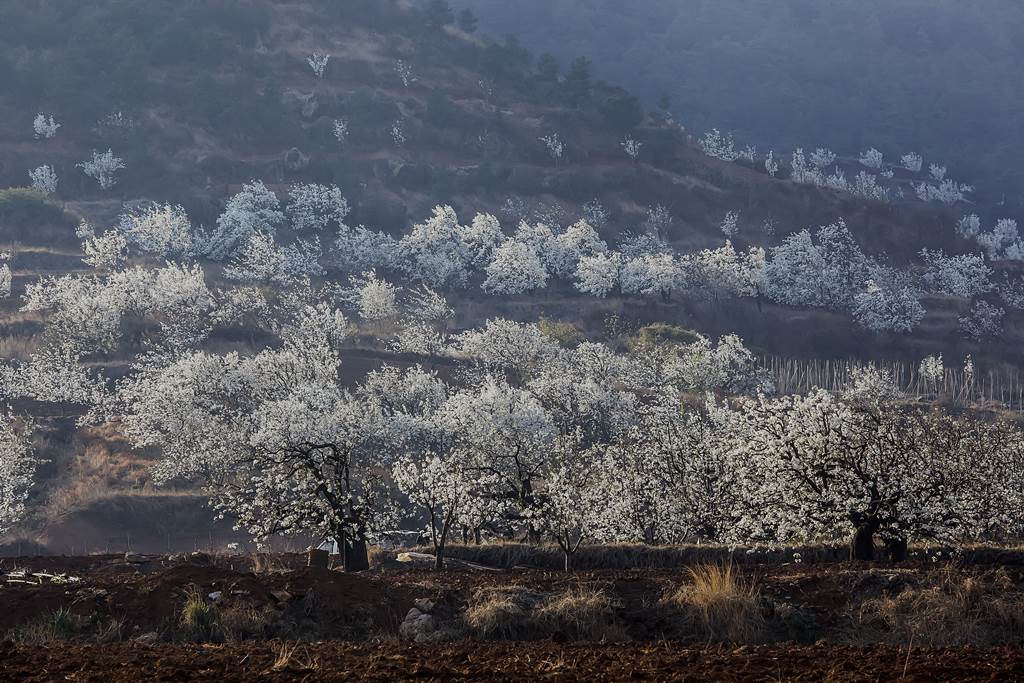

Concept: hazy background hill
[[462, 0, 1024, 205]]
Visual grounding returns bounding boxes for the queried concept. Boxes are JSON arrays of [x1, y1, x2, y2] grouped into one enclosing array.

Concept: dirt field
[[4, 553, 1024, 681], [2, 641, 1022, 682]]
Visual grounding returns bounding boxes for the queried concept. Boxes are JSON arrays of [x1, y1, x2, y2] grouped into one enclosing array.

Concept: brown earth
[[0, 641, 1021, 682], [4, 555, 1024, 680]]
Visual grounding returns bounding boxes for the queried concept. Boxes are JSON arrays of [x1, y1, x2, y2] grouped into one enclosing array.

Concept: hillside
[[463, 0, 1024, 205], [2, 0, 1024, 553], [1, 0, 1006, 358]]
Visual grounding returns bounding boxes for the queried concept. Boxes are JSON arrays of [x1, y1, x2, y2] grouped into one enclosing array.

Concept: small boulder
[[399, 608, 435, 641], [124, 552, 147, 565], [414, 598, 435, 613]]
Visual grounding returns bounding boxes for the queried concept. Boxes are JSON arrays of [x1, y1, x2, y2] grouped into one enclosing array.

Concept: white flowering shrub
[[699, 128, 739, 161], [959, 301, 1005, 340], [29, 165, 58, 194], [333, 118, 349, 144], [33, 114, 60, 140], [809, 148, 837, 170], [852, 274, 925, 334], [78, 149, 125, 190], [118, 204, 197, 259], [720, 210, 740, 238], [621, 136, 643, 161], [915, 179, 973, 205], [539, 133, 565, 162], [901, 152, 923, 172], [307, 52, 330, 78], [394, 60, 416, 87], [206, 181, 284, 261], [287, 184, 350, 233], [859, 148, 884, 170], [920, 249, 992, 298]]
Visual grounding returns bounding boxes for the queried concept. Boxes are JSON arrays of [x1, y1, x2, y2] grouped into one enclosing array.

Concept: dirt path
[[1, 642, 1021, 682]]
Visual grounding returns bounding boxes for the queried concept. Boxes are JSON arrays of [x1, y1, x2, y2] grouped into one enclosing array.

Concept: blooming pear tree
[[0, 414, 37, 534], [482, 240, 549, 295], [206, 181, 284, 261]]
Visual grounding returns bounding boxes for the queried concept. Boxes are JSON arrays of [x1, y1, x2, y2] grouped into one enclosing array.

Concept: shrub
[[537, 316, 583, 346], [0, 188, 66, 227]]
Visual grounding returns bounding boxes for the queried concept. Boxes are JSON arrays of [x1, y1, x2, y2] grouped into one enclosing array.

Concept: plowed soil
[[1, 641, 1021, 682], [4, 554, 1024, 681]]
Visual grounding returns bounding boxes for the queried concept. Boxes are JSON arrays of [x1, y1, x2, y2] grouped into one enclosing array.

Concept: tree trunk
[[434, 547, 445, 571], [342, 534, 369, 572], [473, 528, 482, 545], [886, 537, 908, 563], [850, 523, 878, 561], [564, 550, 573, 572]]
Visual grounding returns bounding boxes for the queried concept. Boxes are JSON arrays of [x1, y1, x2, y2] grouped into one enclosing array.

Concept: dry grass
[[178, 584, 221, 642], [425, 542, 847, 570], [464, 586, 539, 640], [219, 605, 279, 643], [535, 586, 625, 641], [465, 585, 624, 641], [269, 643, 321, 674], [11, 607, 77, 644], [664, 563, 765, 643], [850, 566, 1024, 646]]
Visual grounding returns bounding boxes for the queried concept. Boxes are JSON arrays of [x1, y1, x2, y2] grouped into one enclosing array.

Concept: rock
[[271, 590, 293, 603], [399, 608, 435, 641], [396, 552, 435, 566], [124, 552, 147, 564], [208, 591, 223, 602], [414, 598, 435, 613], [188, 552, 211, 566], [133, 632, 160, 645]]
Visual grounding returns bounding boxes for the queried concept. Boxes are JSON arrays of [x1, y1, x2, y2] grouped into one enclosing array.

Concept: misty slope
[[463, 0, 1024, 205]]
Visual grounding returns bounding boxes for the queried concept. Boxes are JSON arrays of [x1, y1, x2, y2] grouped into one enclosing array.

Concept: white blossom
[[307, 52, 330, 78], [809, 148, 837, 170], [859, 147, 884, 170], [287, 184, 350, 233], [482, 240, 549, 295], [901, 152, 923, 173], [33, 114, 60, 140], [77, 149, 125, 190], [539, 133, 565, 162], [29, 165, 58, 194], [0, 414, 37, 534], [720, 211, 740, 238], [394, 60, 416, 88], [700, 128, 739, 161], [621, 136, 643, 161]]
